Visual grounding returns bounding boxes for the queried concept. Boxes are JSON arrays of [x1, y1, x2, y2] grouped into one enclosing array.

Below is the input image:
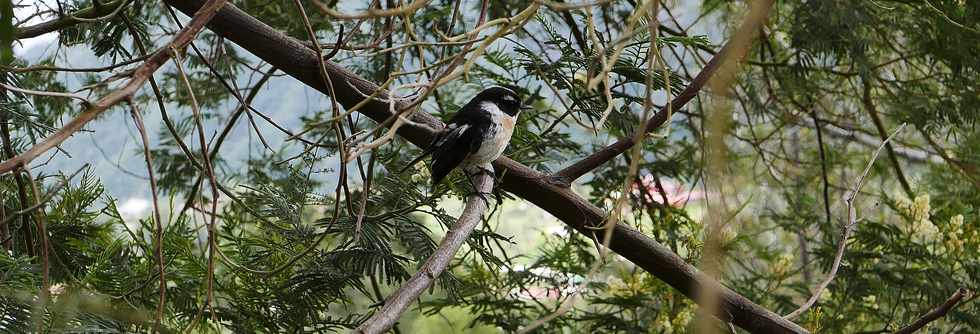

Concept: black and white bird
[[401, 86, 529, 187]]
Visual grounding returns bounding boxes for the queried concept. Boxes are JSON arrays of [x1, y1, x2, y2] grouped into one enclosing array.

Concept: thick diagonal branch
[[550, 0, 774, 185], [162, 0, 807, 332]]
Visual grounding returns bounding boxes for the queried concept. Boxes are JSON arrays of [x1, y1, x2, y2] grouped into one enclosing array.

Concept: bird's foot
[[468, 166, 496, 179]]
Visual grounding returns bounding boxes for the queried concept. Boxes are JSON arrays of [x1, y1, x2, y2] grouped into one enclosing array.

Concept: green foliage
[[2, 0, 979, 333]]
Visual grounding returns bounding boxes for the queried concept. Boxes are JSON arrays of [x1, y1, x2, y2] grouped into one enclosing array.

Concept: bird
[[400, 86, 530, 189]]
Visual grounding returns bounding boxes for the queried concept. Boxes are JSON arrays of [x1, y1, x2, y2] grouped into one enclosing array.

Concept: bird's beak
[[520, 105, 533, 111]]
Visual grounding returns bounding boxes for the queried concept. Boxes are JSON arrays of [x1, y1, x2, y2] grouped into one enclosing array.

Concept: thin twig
[[0, 82, 90, 104], [0, 99, 36, 257], [863, 81, 913, 197], [1, 55, 149, 73], [127, 101, 167, 331], [25, 168, 50, 333], [172, 46, 222, 327], [14, 0, 128, 39], [315, 0, 431, 20]]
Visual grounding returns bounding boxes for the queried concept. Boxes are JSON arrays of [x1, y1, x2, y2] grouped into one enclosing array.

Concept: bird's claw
[[468, 166, 495, 179]]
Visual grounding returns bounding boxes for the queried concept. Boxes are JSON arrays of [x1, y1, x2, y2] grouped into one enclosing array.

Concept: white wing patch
[[435, 123, 469, 147]]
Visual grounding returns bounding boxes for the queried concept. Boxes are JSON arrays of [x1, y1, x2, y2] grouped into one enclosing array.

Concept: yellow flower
[[49, 283, 66, 296], [895, 197, 913, 214], [819, 290, 832, 303], [912, 194, 931, 222], [862, 295, 879, 309], [773, 253, 795, 277], [950, 214, 964, 230]]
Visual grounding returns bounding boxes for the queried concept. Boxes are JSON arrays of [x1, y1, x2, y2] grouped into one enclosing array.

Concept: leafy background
[[1, 0, 979, 333]]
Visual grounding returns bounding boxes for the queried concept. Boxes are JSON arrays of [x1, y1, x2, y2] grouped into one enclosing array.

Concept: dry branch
[[354, 170, 493, 334], [164, 0, 807, 332]]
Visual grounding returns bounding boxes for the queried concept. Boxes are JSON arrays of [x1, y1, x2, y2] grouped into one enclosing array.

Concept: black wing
[[430, 122, 483, 187], [399, 98, 491, 186]]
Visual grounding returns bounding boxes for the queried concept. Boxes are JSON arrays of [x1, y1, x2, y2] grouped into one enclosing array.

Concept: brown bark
[[892, 288, 970, 334], [161, 1, 807, 332]]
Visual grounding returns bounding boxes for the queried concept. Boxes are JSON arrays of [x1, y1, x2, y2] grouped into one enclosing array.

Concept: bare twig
[[25, 168, 50, 333], [0, 109, 36, 257], [1, 55, 148, 73], [127, 102, 167, 331], [0, 201, 8, 251], [892, 288, 971, 334], [0, 83, 90, 104], [863, 81, 913, 197], [171, 47, 222, 327], [315, 0, 431, 20], [354, 169, 493, 334], [783, 123, 907, 320]]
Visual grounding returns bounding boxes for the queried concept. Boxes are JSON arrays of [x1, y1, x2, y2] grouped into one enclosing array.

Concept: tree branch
[[549, 0, 775, 185], [892, 288, 970, 334], [863, 81, 914, 197], [0, 0, 229, 175], [0, 109, 35, 257], [159, 0, 806, 332], [354, 170, 492, 334]]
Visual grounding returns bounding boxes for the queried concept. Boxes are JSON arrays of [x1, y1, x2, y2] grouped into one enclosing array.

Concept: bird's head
[[477, 86, 531, 117]]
